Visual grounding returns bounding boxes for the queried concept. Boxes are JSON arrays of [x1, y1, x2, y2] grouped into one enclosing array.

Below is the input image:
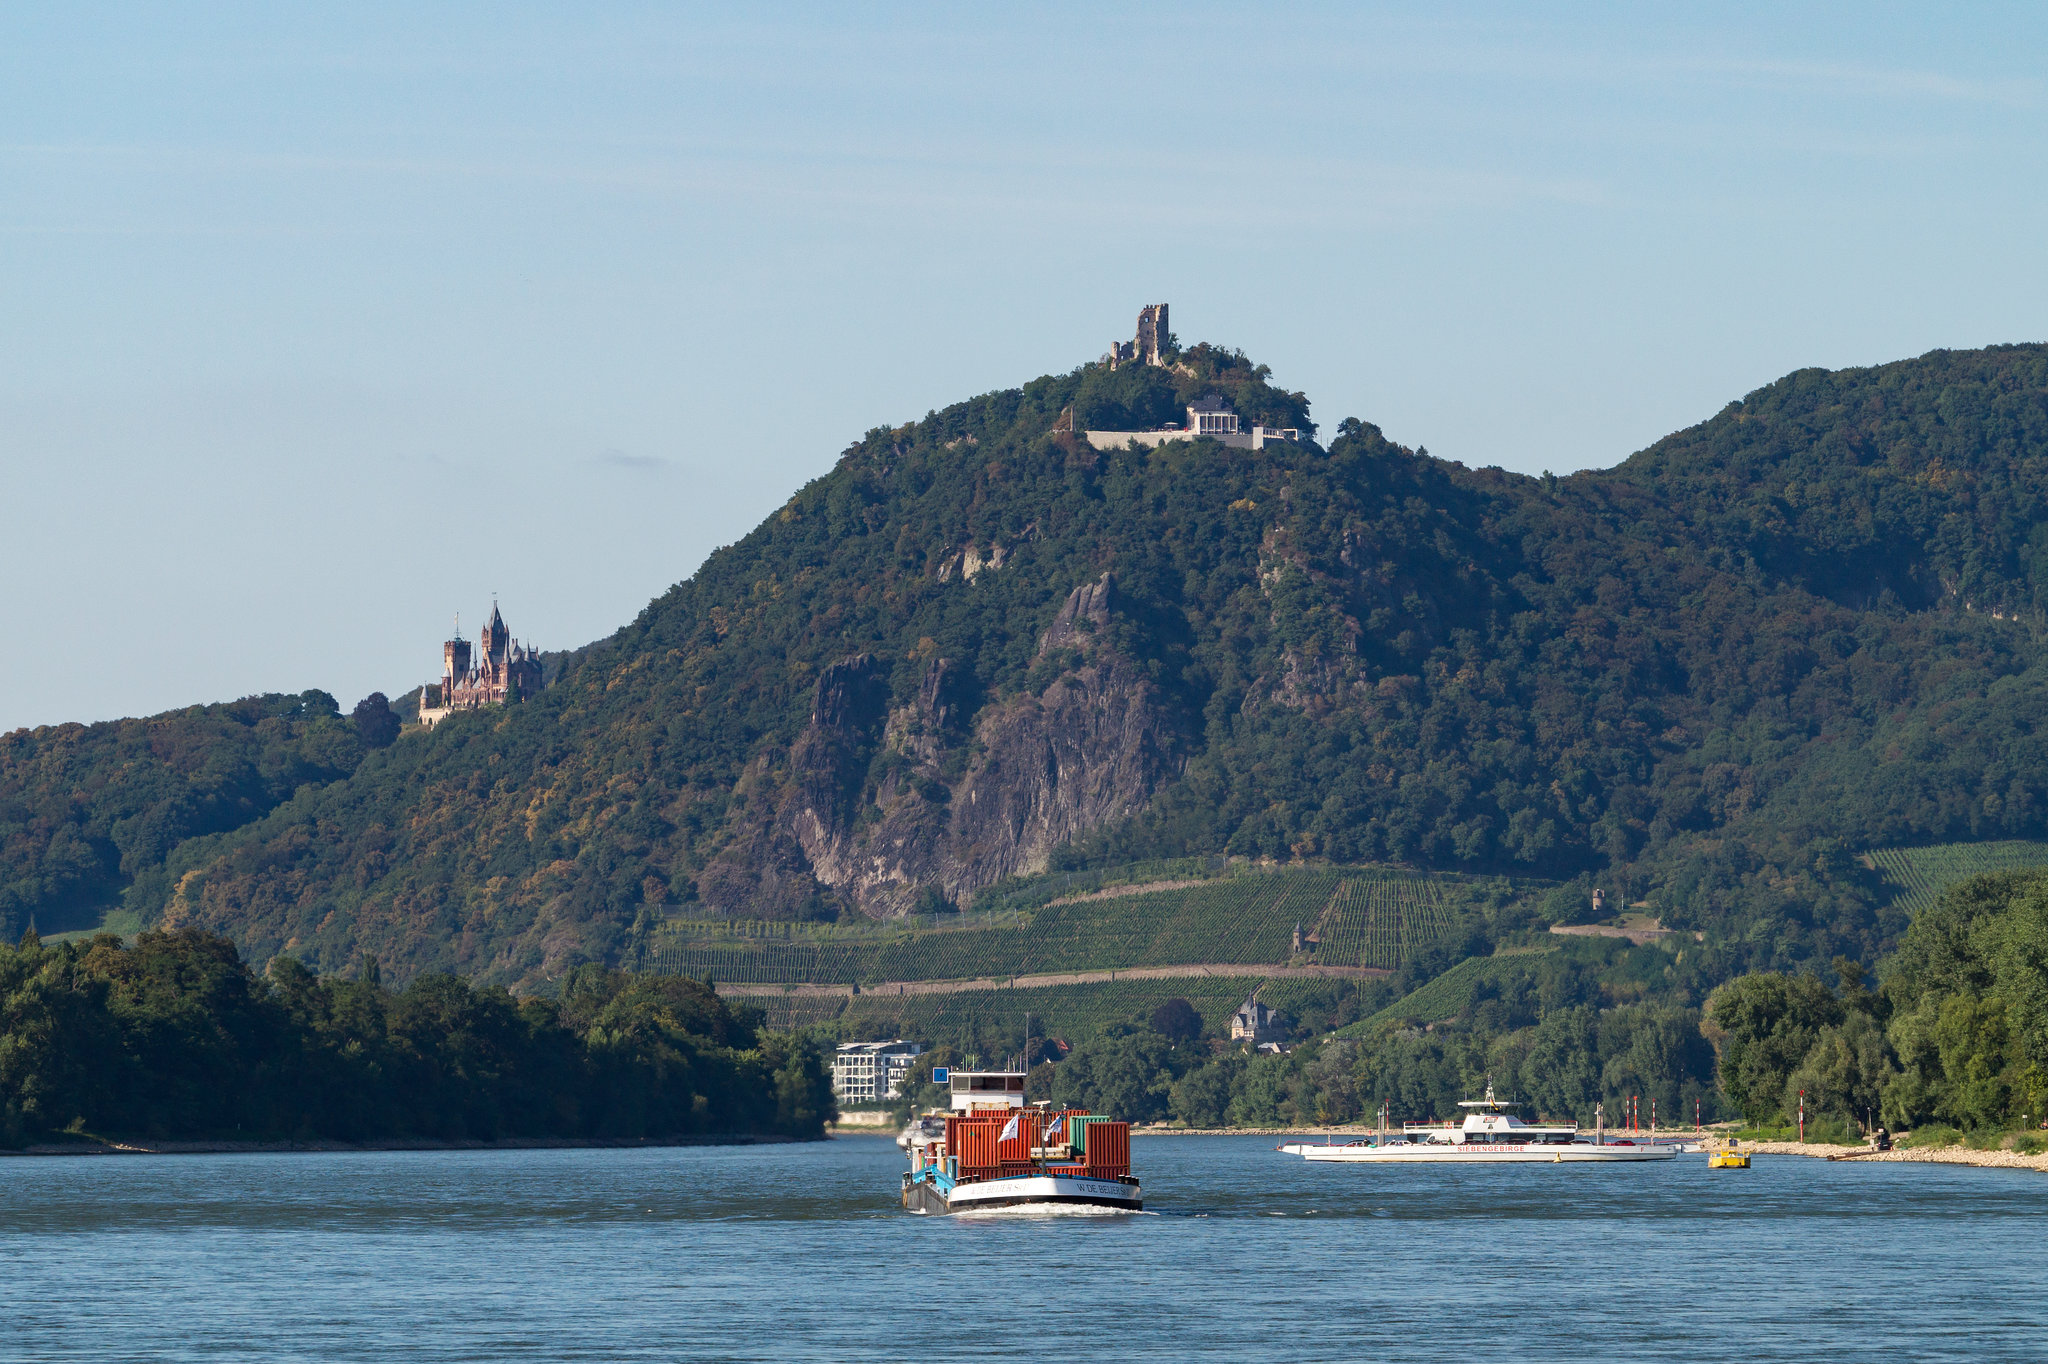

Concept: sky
[[5, 3, 2046, 731]]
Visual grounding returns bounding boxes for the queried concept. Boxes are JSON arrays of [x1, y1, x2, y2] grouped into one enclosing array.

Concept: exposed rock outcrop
[[697, 754, 841, 920], [738, 575, 1180, 917], [946, 575, 1171, 891]]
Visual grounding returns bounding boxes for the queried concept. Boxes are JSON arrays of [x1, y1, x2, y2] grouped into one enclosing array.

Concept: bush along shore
[[0, 928, 835, 1150]]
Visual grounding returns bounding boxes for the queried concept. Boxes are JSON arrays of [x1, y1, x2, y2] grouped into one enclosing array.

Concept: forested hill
[[13, 340, 2048, 990]]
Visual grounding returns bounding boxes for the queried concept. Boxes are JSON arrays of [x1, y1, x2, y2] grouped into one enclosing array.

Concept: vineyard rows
[[650, 866, 1475, 986], [1333, 949, 1557, 1038], [748, 974, 1377, 1042], [745, 995, 854, 1032], [1867, 841, 2048, 919], [835, 975, 1358, 1045], [1312, 876, 1458, 968]]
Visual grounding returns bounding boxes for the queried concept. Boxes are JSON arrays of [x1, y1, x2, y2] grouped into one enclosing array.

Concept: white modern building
[[1186, 394, 1240, 436], [1086, 397, 1303, 453], [832, 1040, 925, 1104]]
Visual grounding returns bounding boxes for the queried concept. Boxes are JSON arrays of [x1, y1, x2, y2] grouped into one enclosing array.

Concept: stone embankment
[[1734, 1140, 2048, 1173]]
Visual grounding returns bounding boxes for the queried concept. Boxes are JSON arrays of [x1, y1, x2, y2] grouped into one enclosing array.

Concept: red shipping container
[[1083, 1121, 1130, 1176], [996, 1110, 1039, 1164], [957, 1123, 1002, 1172]]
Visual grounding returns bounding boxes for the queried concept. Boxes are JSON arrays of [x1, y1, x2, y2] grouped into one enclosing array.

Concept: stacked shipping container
[[938, 1110, 1131, 1180]]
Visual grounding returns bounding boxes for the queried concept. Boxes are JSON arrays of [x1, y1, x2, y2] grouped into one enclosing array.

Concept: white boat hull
[[903, 1173, 1143, 1214], [1287, 1142, 1677, 1163]]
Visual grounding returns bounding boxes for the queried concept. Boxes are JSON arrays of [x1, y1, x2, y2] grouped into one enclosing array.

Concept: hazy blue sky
[[5, 4, 2045, 731]]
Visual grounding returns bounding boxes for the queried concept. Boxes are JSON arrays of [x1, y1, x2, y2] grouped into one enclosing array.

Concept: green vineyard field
[[1312, 875, 1459, 968], [1866, 841, 2048, 919], [1331, 948, 1559, 1039], [648, 863, 1503, 987], [739, 974, 1359, 1042]]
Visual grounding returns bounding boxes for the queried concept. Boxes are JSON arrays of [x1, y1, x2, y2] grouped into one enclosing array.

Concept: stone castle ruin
[[1106, 303, 1169, 369], [417, 602, 543, 728]]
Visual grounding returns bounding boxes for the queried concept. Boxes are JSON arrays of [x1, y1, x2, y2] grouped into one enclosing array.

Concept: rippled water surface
[[3, 1135, 2044, 1360]]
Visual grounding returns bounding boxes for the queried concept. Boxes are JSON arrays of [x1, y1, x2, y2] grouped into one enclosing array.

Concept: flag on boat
[[1045, 1115, 1064, 1140], [1000, 1113, 1021, 1141]]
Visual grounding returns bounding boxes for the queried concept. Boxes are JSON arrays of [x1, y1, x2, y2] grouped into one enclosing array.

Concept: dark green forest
[[0, 692, 379, 938], [0, 927, 833, 1147], [13, 341, 2048, 1000], [1705, 868, 2048, 1137]]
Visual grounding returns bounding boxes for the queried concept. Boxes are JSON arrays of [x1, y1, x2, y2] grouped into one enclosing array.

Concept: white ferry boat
[[1279, 1084, 1678, 1163], [899, 1069, 1143, 1213]]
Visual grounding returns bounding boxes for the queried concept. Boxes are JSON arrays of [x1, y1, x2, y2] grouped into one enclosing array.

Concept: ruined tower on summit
[[1107, 303, 1169, 368]]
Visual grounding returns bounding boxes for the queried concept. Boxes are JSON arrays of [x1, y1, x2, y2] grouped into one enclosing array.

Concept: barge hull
[[903, 1173, 1142, 1214]]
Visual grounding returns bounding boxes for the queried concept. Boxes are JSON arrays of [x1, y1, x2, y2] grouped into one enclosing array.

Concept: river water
[[2, 1135, 2042, 1361]]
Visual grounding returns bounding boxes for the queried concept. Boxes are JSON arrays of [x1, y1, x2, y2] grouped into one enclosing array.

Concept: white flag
[[1000, 1113, 1021, 1142]]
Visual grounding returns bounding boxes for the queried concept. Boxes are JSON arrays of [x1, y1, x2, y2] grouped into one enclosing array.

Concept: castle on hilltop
[[417, 603, 543, 729], [1086, 302, 1302, 452]]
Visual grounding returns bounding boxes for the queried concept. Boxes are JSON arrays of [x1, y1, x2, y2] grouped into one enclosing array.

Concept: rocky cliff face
[[698, 574, 1179, 918]]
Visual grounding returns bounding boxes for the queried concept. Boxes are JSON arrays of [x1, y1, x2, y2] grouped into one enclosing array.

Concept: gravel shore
[[1733, 1140, 2048, 1172]]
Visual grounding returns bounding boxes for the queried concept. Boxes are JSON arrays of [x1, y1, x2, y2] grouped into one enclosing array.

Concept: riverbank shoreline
[[1, 1133, 812, 1157], [1727, 1139, 2048, 1173]]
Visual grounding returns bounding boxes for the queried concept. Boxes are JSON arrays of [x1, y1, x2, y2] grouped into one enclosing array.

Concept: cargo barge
[[900, 1069, 1141, 1214]]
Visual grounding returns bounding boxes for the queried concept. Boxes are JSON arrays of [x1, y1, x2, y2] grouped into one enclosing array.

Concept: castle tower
[[1136, 303, 1168, 366], [443, 619, 471, 693], [481, 601, 507, 665]]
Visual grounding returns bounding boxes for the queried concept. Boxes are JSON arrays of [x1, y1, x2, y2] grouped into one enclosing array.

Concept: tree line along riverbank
[[0, 928, 834, 1148]]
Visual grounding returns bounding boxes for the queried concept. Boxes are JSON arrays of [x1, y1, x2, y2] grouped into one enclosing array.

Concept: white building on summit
[[1086, 396, 1302, 453], [1083, 303, 1305, 453]]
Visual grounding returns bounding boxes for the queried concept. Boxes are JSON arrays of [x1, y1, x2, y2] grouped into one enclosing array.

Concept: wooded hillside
[[13, 341, 2048, 992]]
